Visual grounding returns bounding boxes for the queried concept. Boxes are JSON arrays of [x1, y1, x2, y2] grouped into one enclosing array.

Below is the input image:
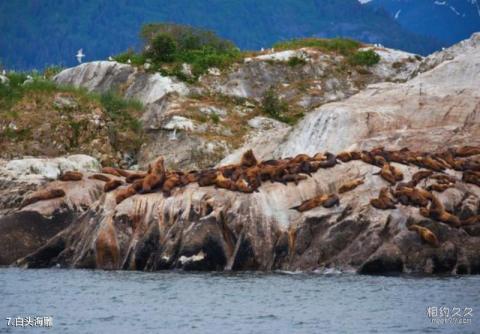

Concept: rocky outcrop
[[54, 45, 423, 170], [9, 147, 480, 274], [0, 155, 100, 216], [3, 34, 480, 274]]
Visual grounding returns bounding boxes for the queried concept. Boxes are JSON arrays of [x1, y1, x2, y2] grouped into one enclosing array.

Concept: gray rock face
[[256, 33, 480, 159], [53, 45, 423, 170], [9, 155, 480, 274]]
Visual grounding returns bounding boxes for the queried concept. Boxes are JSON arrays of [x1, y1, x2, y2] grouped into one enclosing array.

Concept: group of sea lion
[[20, 146, 480, 249]]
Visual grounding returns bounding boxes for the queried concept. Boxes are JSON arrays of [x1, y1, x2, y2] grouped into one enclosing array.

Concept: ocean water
[[0, 268, 478, 334]]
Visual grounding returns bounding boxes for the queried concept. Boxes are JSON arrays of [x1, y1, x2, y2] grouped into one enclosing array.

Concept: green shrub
[[348, 49, 380, 66], [210, 112, 220, 124], [261, 88, 288, 121], [287, 56, 306, 67], [148, 34, 177, 62]]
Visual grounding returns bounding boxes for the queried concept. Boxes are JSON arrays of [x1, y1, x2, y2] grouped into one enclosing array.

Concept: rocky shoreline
[[1, 33, 480, 275], [1, 145, 479, 275]]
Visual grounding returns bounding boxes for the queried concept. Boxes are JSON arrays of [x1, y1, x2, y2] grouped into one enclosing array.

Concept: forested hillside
[[0, 0, 441, 70]]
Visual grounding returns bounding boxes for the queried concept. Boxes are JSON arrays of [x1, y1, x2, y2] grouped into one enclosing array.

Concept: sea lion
[[407, 224, 440, 248], [427, 195, 461, 227], [281, 174, 308, 185], [462, 171, 480, 186], [197, 169, 218, 187], [338, 178, 364, 194], [427, 183, 453, 193], [115, 186, 137, 204], [21, 188, 66, 208], [414, 156, 445, 172], [461, 215, 480, 226], [180, 171, 199, 186], [336, 151, 361, 163], [214, 172, 236, 190], [291, 154, 311, 164], [240, 149, 258, 168], [162, 172, 182, 196], [101, 167, 122, 177], [235, 178, 254, 193], [58, 171, 83, 181], [104, 179, 123, 192], [408, 170, 434, 187], [125, 172, 147, 183], [88, 174, 112, 182], [375, 163, 402, 185], [394, 186, 431, 207], [322, 194, 340, 208], [370, 187, 397, 210], [141, 157, 166, 193], [452, 146, 480, 158], [291, 193, 338, 212], [318, 152, 337, 168]]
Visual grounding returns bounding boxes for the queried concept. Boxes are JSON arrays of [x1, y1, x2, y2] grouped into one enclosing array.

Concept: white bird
[[1, 70, 5, 75], [108, 56, 114, 61], [76, 49, 85, 64], [22, 75, 34, 86], [261, 47, 265, 52], [127, 59, 132, 64]]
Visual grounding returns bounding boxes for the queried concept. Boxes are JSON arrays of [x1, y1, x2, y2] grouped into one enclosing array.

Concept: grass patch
[[348, 49, 380, 66]]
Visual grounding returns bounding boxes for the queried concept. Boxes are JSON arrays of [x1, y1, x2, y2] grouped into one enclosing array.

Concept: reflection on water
[[0, 268, 478, 334]]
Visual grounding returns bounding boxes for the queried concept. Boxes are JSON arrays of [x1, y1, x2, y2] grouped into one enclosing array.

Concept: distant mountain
[[0, 0, 441, 70], [363, 0, 480, 45]]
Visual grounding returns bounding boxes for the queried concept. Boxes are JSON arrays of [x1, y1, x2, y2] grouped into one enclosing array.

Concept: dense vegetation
[[0, 0, 443, 70], [114, 24, 241, 79]]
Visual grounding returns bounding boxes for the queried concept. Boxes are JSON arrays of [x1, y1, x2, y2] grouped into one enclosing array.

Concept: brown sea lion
[[281, 174, 308, 185], [291, 154, 311, 164], [462, 171, 480, 186], [125, 172, 147, 183], [408, 170, 434, 187], [461, 215, 480, 226], [58, 171, 83, 181], [104, 179, 123, 192], [291, 193, 339, 212], [370, 187, 397, 210], [235, 178, 255, 193], [214, 172, 236, 190], [427, 183, 453, 193], [336, 151, 361, 163], [407, 224, 440, 248], [197, 169, 218, 187], [394, 186, 431, 207], [428, 195, 461, 227], [162, 172, 182, 196], [101, 167, 122, 177], [88, 174, 112, 182], [115, 186, 137, 204], [338, 178, 364, 194], [21, 188, 66, 208], [240, 149, 258, 168], [141, 157, 166, 193], [375, 163, 402, 185], [318, 152, 337, 168], [452, 146, 480, 158]]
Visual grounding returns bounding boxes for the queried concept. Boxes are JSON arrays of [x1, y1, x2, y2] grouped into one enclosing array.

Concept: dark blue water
[[0, 269, 478, 334]]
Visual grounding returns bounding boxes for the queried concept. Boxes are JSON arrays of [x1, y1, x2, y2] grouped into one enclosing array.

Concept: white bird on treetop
[[76, 49, 85, 64]]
